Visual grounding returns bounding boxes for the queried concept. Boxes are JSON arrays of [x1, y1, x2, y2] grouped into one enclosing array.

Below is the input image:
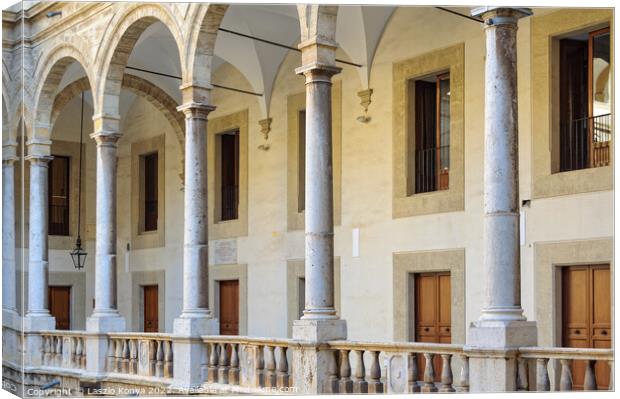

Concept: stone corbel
[[258, 118, 272, 151], [357, 89, 373, 123]]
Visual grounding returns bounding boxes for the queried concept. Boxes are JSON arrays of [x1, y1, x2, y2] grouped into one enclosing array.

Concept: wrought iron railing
[[49, 204, 69, 236], [561, 113, 612, 172], [415, 146, 449, 194]]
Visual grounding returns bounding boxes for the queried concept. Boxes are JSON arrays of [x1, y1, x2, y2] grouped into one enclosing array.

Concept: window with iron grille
[[558, 27, 611, 172], [142, 152, 158, 232], [218, 130, 239, 221], [48, 155, 70, 236], [408, 72, 450, 194]]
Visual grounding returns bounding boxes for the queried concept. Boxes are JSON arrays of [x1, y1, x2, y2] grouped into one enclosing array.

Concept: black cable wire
[[125, 65, 264, 97], [218, 27, 363, 68], [435, 7, 483, 23], [76, 92, 84, 242]]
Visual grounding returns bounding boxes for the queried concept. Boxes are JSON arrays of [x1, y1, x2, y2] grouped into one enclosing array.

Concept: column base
[[292, 318, 347, 341], [171, 315, 219, 391], [2, 308, 21, 330], [465, 320, 537, 392], [22, 313, 55, 331], [86, 312, 126, 332], [292, 318, 347, 394]]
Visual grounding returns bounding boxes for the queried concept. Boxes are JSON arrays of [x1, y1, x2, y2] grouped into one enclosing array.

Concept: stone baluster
[[517, 357, 529, 391], [265, 345, 276, 388], [328, 349, 339, 393], [208, 343, 219, 383], [81, 337, 87, 369], [408, 353, 420, 393], [147, 340, 156, 376], [129, 340, 138, 374], [106, 339, 116, 372], [114, 338, 123, 372], [122, 339, 130, 374], [583, 360, 596, 391], [339, 350, 353, 393], [367, 351, 383, 393], [163, 340, 173, 378], [559, 359, 573, 391], [422, 353, 437, 392], [55, 337, 62, 366], [228, 343, 240, 385], [536, 358, 550, 391], [74, 337, 83, 369], [458, 355, 469, 392], [439, 354, 454, 392], [156, 340, 164, 377], [218, 343, 229, 384], [255, 345, 265, 387], [276, 347, 289, 388], [42, 336, 51, 365], [352, 350, 367, 393]]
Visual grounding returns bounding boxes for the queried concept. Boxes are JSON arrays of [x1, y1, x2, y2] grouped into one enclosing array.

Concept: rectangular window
[[558, 27, 611, 172], [218, 130, 239, 221], [409, 73, 450, 194], [298, 110, 306, 212], [142, 152, 158, 232], [48, 155, 70, 236]]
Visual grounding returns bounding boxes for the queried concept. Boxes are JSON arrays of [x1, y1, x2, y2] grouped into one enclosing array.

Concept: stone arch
[[52, 74, 184, 150], [96, 4, 185, 118], [184, 3, 228, 89], [32, 44, 92, 143]]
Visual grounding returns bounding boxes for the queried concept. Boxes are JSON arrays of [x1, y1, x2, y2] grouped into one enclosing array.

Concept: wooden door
[[49, 286, 71, 330], [143, 285, 159, 333], [413, 272, 451, 381], [219, 280, 239, 335], [562, 265, 611, 390]]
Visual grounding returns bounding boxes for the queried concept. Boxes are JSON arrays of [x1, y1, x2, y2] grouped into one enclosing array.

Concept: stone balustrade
[[40, 331, 87, 370], [327, 340, 468, 394], [201, 336, 296, 393], [517, 347, 613, 392], [106, 333, 173, 379]]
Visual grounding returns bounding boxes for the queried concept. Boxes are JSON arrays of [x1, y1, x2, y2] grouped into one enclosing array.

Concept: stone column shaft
[[26, 154, 53, 316], [178, 103, 215, 318], [92, 133, 121, 315], [2, 149, 18, 314], [298, 65, 341, 320], [479, 8, 530, 322]]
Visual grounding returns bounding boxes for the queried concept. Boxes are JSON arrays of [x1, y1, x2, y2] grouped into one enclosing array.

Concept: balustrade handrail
[[201, 334, 298, 348], [518, 346, 613, 361], [38, 330, 87, 337], [108, 332, 173, 341], [328, 339, 464, 355]]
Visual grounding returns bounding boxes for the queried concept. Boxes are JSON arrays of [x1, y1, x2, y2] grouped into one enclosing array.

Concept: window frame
[[48, 154, 71, 236]]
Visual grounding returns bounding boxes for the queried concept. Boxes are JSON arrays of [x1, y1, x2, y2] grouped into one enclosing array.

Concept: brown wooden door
[[414, 272, 451, 381], [219, 280, 239, 335], [562, 265, 611, 390], [143, 285, 159, 333], [49, 286, 71, 330]]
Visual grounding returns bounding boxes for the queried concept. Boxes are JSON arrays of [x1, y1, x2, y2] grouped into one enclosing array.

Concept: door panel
[[143, 285, 158, 333], [414, 272, 451, 382], [49, 286, 71, 330], [220, 280, 239, 335], [562, 265, 611, 390]]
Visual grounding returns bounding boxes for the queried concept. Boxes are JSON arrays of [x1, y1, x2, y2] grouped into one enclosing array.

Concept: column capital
[[471, 7, 532, 26], [295, 62, 342, 84], [25, 153, 53, 164], [90, 130, 122, 146], [25, 137, 52, 159], [177, 102, 216, 120], [2, 140, 18, 162]]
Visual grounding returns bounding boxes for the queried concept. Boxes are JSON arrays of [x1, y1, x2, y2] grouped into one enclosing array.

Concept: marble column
[[170, 86, 218, 392], [2, 141, 18, 326], [23, 141, 56, 331], [291, 9, 347, 393], [86, 129, 125, 332], [466, 7, 536, 393]]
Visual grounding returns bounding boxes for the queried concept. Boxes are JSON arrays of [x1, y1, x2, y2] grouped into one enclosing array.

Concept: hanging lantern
[[70, 236, 87, 270], [71, 91, 87, 270]]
